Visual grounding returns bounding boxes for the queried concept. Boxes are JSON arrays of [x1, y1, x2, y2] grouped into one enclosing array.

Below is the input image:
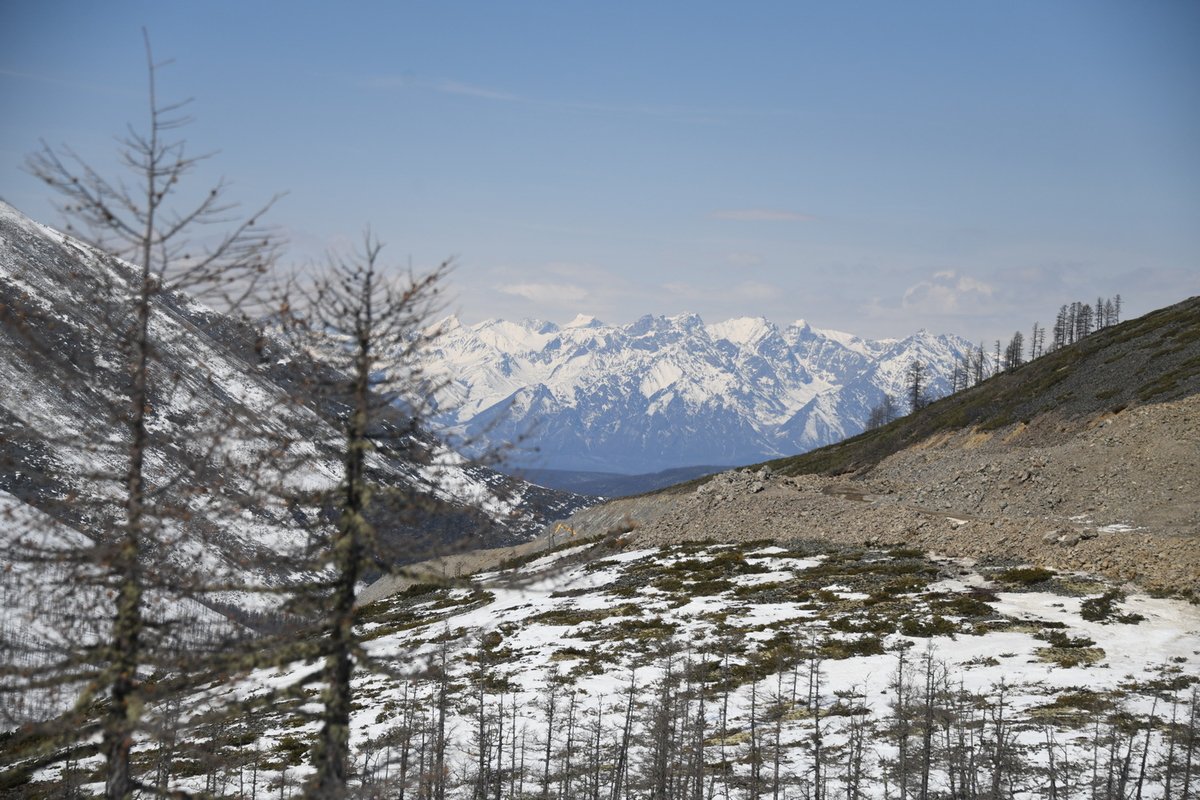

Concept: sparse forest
[[869, 295, 1124, 430], [13, 543, 1195, 800], [3, 32, 284, 799]]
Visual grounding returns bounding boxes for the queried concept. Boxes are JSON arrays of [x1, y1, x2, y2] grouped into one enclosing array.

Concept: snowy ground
[[29, 536, 1200, 797]]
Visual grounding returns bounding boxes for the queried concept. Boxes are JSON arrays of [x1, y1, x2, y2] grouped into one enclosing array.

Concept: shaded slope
[[512, 463, 729, 497]]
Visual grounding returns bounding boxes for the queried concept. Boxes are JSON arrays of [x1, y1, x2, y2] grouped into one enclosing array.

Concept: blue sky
[[2, 1, 1197, 343]]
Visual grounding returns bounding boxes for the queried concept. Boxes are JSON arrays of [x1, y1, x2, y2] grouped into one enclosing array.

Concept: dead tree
[[887, 643, 914, 800], [5, 30, 280, 798], [906, 360, 927, 414], [611, 671, 638, 800], [540, 667, 560, 800], [560, 689, 578, 800], [1003, 331, 1024, 371], [837, 686, 871, 800], [644, 651, 681, 800], [915, 646, 941, 800], [279, 234, 450, 798]]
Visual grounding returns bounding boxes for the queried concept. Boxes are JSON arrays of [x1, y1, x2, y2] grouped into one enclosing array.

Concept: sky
[[2, 1, 1198, 344]]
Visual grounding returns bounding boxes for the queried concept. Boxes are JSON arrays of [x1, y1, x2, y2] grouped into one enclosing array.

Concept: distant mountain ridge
[[419, 312, 979, 474], [514, 464, 728, 498]]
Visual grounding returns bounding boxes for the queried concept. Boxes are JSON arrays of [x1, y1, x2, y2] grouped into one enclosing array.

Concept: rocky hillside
[[768, 295, 1200, 477], [550, 298, 1200, 596]]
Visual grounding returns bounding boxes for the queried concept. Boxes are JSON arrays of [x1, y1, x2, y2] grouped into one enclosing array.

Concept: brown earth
[[553, 393, 1200, 596]]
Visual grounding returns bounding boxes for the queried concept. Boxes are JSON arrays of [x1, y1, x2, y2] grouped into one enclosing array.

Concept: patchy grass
[[527, 602, 642, 627], [1036, 630, 1096, 649], [1030, 689, 1115, 725], [931, 591, 999, 619], [19, 533, 1197, 799], [1036, 646, 1106, 668], [822, 633, 887, 659]]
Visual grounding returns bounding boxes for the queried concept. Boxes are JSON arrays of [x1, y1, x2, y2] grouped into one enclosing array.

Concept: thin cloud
[[726, 251, 765, 268], [902, 270, 995, 314], [710, 209, 814, 222], [732, 280, 780, 300], [496, 281, 588, 305], [363, 74, 521, 102], [434, 79, 521, 102], [0, 67, 130, 96], [660, 279, 782, 307], [362, 74, 798, 122]]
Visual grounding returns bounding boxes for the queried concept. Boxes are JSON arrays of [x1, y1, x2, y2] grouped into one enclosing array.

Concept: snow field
[[90, 536, 1200, 798]]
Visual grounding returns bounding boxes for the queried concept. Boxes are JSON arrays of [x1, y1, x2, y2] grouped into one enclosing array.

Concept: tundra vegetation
[[5, 535, 1197, 798]]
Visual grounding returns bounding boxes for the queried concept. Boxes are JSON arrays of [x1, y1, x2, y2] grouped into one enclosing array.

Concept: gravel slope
[[553, 394, 1200, 596]]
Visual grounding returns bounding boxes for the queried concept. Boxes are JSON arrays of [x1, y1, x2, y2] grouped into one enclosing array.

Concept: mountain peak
[[525, 318, 560, 334], [708, 316, 774, 345], [429, 314, 462, 335], [564, 313, 602, 329], [627, 314, 666, 336], [669, 312, 704, 324]]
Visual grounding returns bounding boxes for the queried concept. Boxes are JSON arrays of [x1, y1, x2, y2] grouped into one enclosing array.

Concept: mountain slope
[[15, 524, 1196, 796], [766, 295, 1200, 478], [5, 222, 1195, 794], [420, 313, 977, 474], [0, 202, 589, 624]]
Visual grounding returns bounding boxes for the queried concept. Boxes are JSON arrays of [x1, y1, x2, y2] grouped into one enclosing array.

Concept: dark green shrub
[[1081, 590, 1146, 624], [997, 566, 1055, 586]]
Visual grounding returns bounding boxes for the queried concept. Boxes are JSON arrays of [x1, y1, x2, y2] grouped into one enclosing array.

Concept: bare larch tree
[[8, 31, 281, 799]]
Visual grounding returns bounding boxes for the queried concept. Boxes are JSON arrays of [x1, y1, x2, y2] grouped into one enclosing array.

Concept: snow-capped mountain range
[[420, 312, 980, 474]]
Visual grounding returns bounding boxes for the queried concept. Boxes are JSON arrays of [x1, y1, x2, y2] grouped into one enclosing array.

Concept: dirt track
[[358, 537, 546, 606]]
